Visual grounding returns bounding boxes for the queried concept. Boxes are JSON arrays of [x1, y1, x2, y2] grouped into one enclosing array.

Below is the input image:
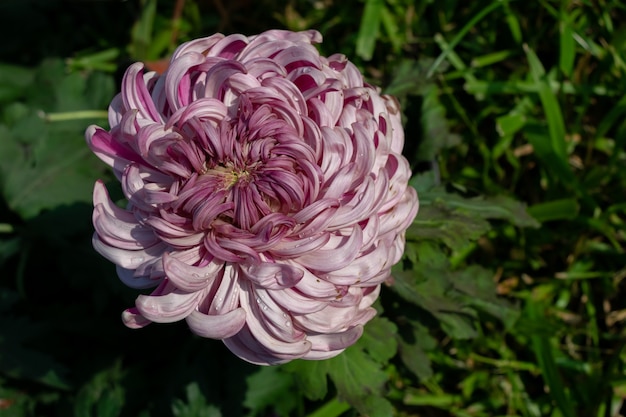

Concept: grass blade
[[527, 301, 576, 417], [306, 398, 351, 417], [559, 8, 576, 77], [356, 0, 384, 61], [524, 44, 567, 160], [427, 1, 505, 78]]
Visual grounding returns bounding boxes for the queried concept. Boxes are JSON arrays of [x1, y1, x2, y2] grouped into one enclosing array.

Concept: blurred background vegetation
[[1, 0, 626, 416]]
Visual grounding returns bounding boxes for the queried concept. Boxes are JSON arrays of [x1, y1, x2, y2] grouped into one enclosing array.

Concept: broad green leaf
[[398, 321, 437, 381], [408, 203, 491, 251], [171, 383, 221, 417], [285, 317, 395, 415], [450, 265, 520, 329], [0, 61, 112, 219], [0, 125, 102, 219], [423, 188, 540, 228], [74, 364, 125, 417], [392, 270, 478, 339], [327, 345, 390, 415], [408, 172, 438, 194], [358, 396, 394, 417], [0, 317, 71, 390], [357, 317, 398, 364], [417, 84, 462, 161], [55, 72, 89, 112], [283, 359, 329, 401], [84, 71, 116, 112], [244, 366, 297, 417], [0, 63, 34, 104]]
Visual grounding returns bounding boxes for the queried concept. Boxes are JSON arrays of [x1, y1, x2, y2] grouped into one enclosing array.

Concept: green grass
[[1, 0, 626, 416]]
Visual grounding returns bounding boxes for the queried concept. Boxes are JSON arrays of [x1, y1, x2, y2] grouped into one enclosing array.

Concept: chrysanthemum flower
[[87, 29, 418, 365]]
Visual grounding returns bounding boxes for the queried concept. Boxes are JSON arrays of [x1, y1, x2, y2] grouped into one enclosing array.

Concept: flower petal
[[163, 252, 222, 291], [186, 307, 246, 339], [121, 307, 152, 329], [135, 285, 201, 323], [239, 262, 304, 290], [304, 325, 364, 359], [297, 226, 363, 272], [92, 233, 167, 270]]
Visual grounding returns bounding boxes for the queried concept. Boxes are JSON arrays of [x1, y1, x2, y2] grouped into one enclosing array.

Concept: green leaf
[[74, 363, 124, 417], [427, 1, 505, 77], [502, 0, 522, 43], [496, 113, 526, 138], [398, 321, 437, 381], [0, 236, 21, 269], [384, 59, 433, 98], [380, 3, 403, 53], [357, 317, 398, 364], [306, 398, 351, 417], [523, 122, 578, 189], [408, 203, 491, 251], [286, 317, 396, 415], [284, 359, 329, 401], [129, 0, 157, 61], [55, 72, 89, 112], [171, 383, 221, 417], [356, 0, 384, 60], [0, 61, 113, 219], [0, 382, 39, 417], [0, 317, 71, 390], [527, 198, 579, 222], [559, 18, 576, 78], [471, 49, 516, 68], [244, 366, 297, 417], [408, 180, 538, 251], [0, 125, 102, 219], [67, 48, 121, 73], [417, 84, 462, 161], [419, 187, 541, 229], [524, 44, 568, 161], [526, 301, 576, 417], [327, 345, 390, 415], [0, 63, 34, 104], [450, 265, 520, 330], [392, 269, 478, 339]]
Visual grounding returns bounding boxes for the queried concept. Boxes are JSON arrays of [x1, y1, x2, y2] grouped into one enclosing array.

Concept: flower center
[[203, 163, 255, 191]]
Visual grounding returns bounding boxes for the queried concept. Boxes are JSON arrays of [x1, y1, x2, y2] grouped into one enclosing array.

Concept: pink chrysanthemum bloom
[[87, 29, 418, 365]]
